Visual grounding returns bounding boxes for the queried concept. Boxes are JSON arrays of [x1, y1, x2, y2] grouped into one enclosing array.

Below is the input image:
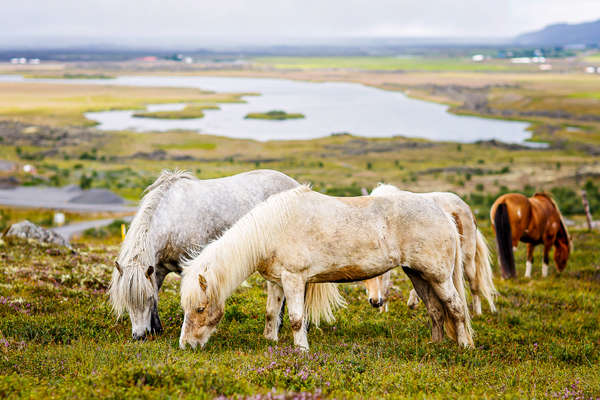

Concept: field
[[253, 56, 537, 72], [0, 56, 600, 398], [1, 224, 599, 398], [0, 81, 247, 127]]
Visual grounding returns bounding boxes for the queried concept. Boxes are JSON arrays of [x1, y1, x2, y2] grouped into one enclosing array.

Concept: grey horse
[[109, 169, 299, 340]]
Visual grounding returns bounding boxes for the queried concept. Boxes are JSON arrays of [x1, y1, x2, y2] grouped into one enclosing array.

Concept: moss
[[133, 104, 220, 119], [245, 110, 305, 120]]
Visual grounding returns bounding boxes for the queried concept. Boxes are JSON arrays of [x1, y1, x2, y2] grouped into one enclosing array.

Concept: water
[[1, 74, 532, 143]]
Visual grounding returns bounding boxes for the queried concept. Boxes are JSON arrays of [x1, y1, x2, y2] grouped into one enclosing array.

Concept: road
[[52, 216, 134, 241], [0, 186, 137, 213]]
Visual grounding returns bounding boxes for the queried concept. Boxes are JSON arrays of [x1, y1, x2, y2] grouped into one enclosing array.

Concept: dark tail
[[494, 203, 516, 279]]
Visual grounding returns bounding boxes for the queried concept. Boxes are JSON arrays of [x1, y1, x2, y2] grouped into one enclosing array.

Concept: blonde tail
[[304, 283, 347, 327], [444, 212, 473, 345], [474, 229, 498, 312]]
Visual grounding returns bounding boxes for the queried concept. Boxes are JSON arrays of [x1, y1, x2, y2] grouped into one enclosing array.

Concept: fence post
[[581, 190, 593, 231]]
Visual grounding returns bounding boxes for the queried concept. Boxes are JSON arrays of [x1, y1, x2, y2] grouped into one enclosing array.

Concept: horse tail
[[494, 203, 516, 279], [442, 212, 473, 345], [304, 283, 347, 327], [474, 229, 498, 311]]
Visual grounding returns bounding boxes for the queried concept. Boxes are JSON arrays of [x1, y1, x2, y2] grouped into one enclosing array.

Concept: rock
[[4, 220, 70, 247]]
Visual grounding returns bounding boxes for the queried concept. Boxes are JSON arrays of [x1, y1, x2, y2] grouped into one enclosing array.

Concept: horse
[[363, 184, 497, 315], [179, 186, 473, 350], [491, 192, 571, 279], [108, 169, 302, 340]]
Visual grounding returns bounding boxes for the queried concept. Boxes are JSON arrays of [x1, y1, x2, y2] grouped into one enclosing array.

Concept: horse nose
[[132, 332, 146, 341], [369, 298, 383, 308]]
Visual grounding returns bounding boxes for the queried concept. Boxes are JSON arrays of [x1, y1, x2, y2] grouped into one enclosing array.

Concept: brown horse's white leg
[[403, 267, 444, 342], [431, 278, 472, 348], [281, 271, 309, 350], [264, 281, 285, 341], [542, 243, 551, 277], [525, 243, 535, 278]]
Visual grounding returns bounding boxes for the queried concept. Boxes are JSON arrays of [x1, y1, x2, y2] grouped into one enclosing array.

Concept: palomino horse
[[108, 169, 303, 340], [179, 186, 473, 350], [363, 184, 497, 315], [491, 192, 571, 279]]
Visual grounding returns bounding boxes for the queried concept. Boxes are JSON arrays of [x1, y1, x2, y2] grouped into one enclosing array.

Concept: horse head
[[554, 234, 570, 272], [179, 271, 224, 349], [362, 272, 392, 309], [109, 261, 160, 340]]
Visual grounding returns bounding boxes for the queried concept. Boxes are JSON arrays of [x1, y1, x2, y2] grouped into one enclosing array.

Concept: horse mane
[[181, 185, 311, 310], [371, 183, 402, 196], [533, 192, 572, 250], [109, 169, 194, 316]]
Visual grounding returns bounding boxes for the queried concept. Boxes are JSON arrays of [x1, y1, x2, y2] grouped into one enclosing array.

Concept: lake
[[2, 74, 532, 143]]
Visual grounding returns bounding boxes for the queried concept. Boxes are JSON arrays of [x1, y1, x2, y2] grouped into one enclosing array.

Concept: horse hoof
[[132, 333, 146, 341]]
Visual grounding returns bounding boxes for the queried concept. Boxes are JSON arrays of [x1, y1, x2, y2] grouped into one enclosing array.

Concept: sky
[[2, 0, 600, 47]]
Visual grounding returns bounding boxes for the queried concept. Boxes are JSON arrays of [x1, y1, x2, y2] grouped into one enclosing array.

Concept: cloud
[[1, 0, 599, 46]]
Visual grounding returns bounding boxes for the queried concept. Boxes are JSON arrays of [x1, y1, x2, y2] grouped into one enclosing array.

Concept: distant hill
[[515, 19, 600, 46]]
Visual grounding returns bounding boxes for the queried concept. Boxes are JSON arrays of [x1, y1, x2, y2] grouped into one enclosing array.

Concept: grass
[[0, 62, 600, 397], [133, 105, 220, 119], [0, 223, 599, 398], [0, 82, 247, 127], [253, 56, 534, 72], [23, 73, 115, 80], [245, 110, 305, 120]]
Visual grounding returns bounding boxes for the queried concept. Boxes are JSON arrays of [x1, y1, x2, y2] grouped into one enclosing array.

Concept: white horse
[[363, 184, 497, 315], [108, 169, 302, 340], [180, 186, 473, 350]]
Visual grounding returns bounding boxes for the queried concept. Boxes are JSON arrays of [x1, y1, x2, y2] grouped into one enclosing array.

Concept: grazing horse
[[179, 186, 473, 350], [491, 192, 571, 279], [108, 169, 302, 340], [363, 184, 497, 315]]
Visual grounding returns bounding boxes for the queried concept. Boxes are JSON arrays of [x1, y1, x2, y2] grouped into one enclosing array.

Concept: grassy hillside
[[0, 224, 599, 398], [0, 61, 599, 398]]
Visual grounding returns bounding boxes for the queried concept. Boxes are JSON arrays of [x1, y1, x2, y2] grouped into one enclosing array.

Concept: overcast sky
[[2, 0, 599, 47]]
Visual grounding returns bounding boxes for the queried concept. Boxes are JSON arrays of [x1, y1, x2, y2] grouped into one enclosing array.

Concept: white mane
[[109, 169, 194, 316], [371, 183, 402, 197], [181, 185, 311, 310]]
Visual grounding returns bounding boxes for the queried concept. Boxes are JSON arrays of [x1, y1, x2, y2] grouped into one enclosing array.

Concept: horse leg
[[525, 243, 534, 278], [430, 278, 472, 348], [542, 243, 551, 277], [464, 255, 481, 316], [281, 271, 309, 350], [150, 264, 170, 335], [264, 281, 285, 341], [402, 267, 444, 343], [407, 289, 421, 309]]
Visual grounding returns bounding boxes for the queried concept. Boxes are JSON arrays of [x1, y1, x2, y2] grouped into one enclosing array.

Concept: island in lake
[[133, 104, 220, 119], [244, 110, 305, 120]]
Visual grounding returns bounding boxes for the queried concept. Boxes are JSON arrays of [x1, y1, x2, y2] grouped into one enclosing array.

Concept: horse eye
[[196, 307, 205, 313]]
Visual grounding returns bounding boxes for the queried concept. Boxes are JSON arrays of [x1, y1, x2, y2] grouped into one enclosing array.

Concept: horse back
[[530, 194, 564, 240]]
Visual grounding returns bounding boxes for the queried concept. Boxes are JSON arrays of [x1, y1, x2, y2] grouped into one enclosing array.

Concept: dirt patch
[[324, 139, 435, 156], [0, 120, 101, 148]]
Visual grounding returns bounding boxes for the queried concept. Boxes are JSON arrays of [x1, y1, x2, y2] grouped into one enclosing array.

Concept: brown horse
[[490, 192, 571, 279]]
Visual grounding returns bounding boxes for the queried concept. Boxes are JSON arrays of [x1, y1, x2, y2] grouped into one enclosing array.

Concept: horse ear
[[146, 265, 154, 280], [198, 274, 207, 291], [114, 261, 122, 275]]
